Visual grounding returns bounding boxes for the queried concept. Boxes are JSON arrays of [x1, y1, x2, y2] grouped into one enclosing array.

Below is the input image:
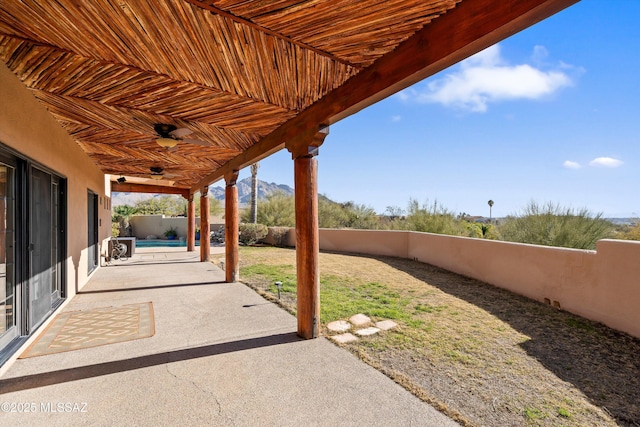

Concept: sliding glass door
[[29, 167, 54, 329], [88, 191, 98, 274], [0, 152, 66, 364], [0, 162, 16, 349]]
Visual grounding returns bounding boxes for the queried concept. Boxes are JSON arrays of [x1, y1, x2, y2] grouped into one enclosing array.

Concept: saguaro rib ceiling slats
[[0, 0, 576, 189]]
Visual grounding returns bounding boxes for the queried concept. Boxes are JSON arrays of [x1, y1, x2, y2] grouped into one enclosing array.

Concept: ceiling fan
[[153, 123, 210, 149], [149, 166, 179, 180]]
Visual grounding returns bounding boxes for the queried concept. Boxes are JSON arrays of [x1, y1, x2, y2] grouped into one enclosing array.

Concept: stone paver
[[355, 327, 381, 337], [349, 313, 371, 326], [375, 320, 398, 331], [327, 320, 351, 332], [329, 333, 359, 343]]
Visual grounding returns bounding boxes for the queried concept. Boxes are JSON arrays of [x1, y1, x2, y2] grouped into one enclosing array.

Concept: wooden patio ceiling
[[0, 0, 577, 193]]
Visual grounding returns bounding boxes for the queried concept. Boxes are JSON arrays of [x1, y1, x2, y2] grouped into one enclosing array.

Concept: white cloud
[[563, 160, 581, 169], [589, 157, 623, 168], [399, 44, 575, 112], [530, 45, 549, 65], [391, 115, 402, 122], [396, 91, 409, 102]]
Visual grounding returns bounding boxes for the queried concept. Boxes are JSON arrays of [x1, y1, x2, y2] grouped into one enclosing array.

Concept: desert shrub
[[616, 219, 640, 241], [404, 199, 469, 236], [247, 191, 295, 226], [111, 222, 120, 237], [480, 223, 501, 240], [343, 202, 379, 229], [318, 198, 379, 229], [318, 196, 347, 228], [464, 221, 483, 238], [378, 206, 407, 230], [251, 191, 380, 230], [239, 223, 268, 245], [269, 227, 290, 246], [498, 201, 614, 250]]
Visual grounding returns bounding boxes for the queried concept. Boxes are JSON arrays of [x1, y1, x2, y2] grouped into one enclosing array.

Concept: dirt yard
[[230, 246, 640, 426]]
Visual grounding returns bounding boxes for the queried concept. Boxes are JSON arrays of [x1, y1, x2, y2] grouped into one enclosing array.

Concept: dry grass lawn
[[224, 246, 640, 427]]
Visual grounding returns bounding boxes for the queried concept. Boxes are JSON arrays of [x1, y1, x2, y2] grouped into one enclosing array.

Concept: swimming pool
[[135, 239, 200, 248]]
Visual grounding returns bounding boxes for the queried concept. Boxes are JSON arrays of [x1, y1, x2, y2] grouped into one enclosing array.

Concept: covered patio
[[0, 0, 579, 372], [0, 247, 457, 425]]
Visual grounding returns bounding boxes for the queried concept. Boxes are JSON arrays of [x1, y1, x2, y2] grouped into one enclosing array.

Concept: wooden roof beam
[[112, 182, 190, 199], [191, 0, 579, 193]]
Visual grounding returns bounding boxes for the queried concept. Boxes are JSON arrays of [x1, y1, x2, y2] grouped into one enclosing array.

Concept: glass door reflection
[[0, 164, 16, 344]]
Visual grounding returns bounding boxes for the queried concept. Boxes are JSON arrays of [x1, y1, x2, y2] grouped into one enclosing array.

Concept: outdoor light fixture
[[155, 137, 178, 148], [150, 173, 163, 180], [117, 176, 126, 183]]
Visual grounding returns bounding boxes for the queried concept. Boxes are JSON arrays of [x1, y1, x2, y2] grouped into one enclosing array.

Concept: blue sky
[[231, 1, 640, 218]]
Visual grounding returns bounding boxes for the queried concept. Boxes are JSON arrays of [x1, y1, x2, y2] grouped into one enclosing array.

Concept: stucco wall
[[407, 233, 640, 339], [128, 215, 223, 240], [274, 227, 640, 339], [319, 228, 409, 258], [0, 62, 110, 295]]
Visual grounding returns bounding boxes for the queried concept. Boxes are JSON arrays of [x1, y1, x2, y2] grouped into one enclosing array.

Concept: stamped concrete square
[[327, 320, 351, 332], [349, 313, 371, 326], [355, 327, 381, 337], [375, 320, 398, 331], [329, 333, 359, 343]]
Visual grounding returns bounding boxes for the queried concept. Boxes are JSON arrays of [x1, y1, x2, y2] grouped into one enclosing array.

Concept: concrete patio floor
[[0, 247, 457, 426]]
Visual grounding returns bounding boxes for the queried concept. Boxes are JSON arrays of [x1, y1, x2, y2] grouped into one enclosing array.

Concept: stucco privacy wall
[[291, 228, 640, 339], [0, 62, 111, 295], [407, 233, 640, 339], [319, 228, 409, 258], [128, 215, 224, 240]]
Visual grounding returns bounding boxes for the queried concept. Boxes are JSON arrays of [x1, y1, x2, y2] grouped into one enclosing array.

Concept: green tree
[[133, 195, 185, 216], [112, 204, 139, 237], [195, 195, 223, 217], [488, 199, 494, 220], [112, 204, 138, 222]]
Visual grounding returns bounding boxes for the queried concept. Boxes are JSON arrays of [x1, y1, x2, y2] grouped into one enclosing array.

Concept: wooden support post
[[187, 194, 195, 252], [200, 186, 210, 262], [287, 126, 328, 339], [225, 170, 240, 282]]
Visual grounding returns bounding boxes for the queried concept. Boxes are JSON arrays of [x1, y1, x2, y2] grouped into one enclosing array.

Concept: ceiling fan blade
[[181, 138, 211, 147], [169, 128, 193, 138]]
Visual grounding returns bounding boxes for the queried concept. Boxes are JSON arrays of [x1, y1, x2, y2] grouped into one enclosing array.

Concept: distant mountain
[[112, 192, 166, 207], [112, 178, 294, 207], [210, 177, 294, 204], [607, 218, 637, 226]]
